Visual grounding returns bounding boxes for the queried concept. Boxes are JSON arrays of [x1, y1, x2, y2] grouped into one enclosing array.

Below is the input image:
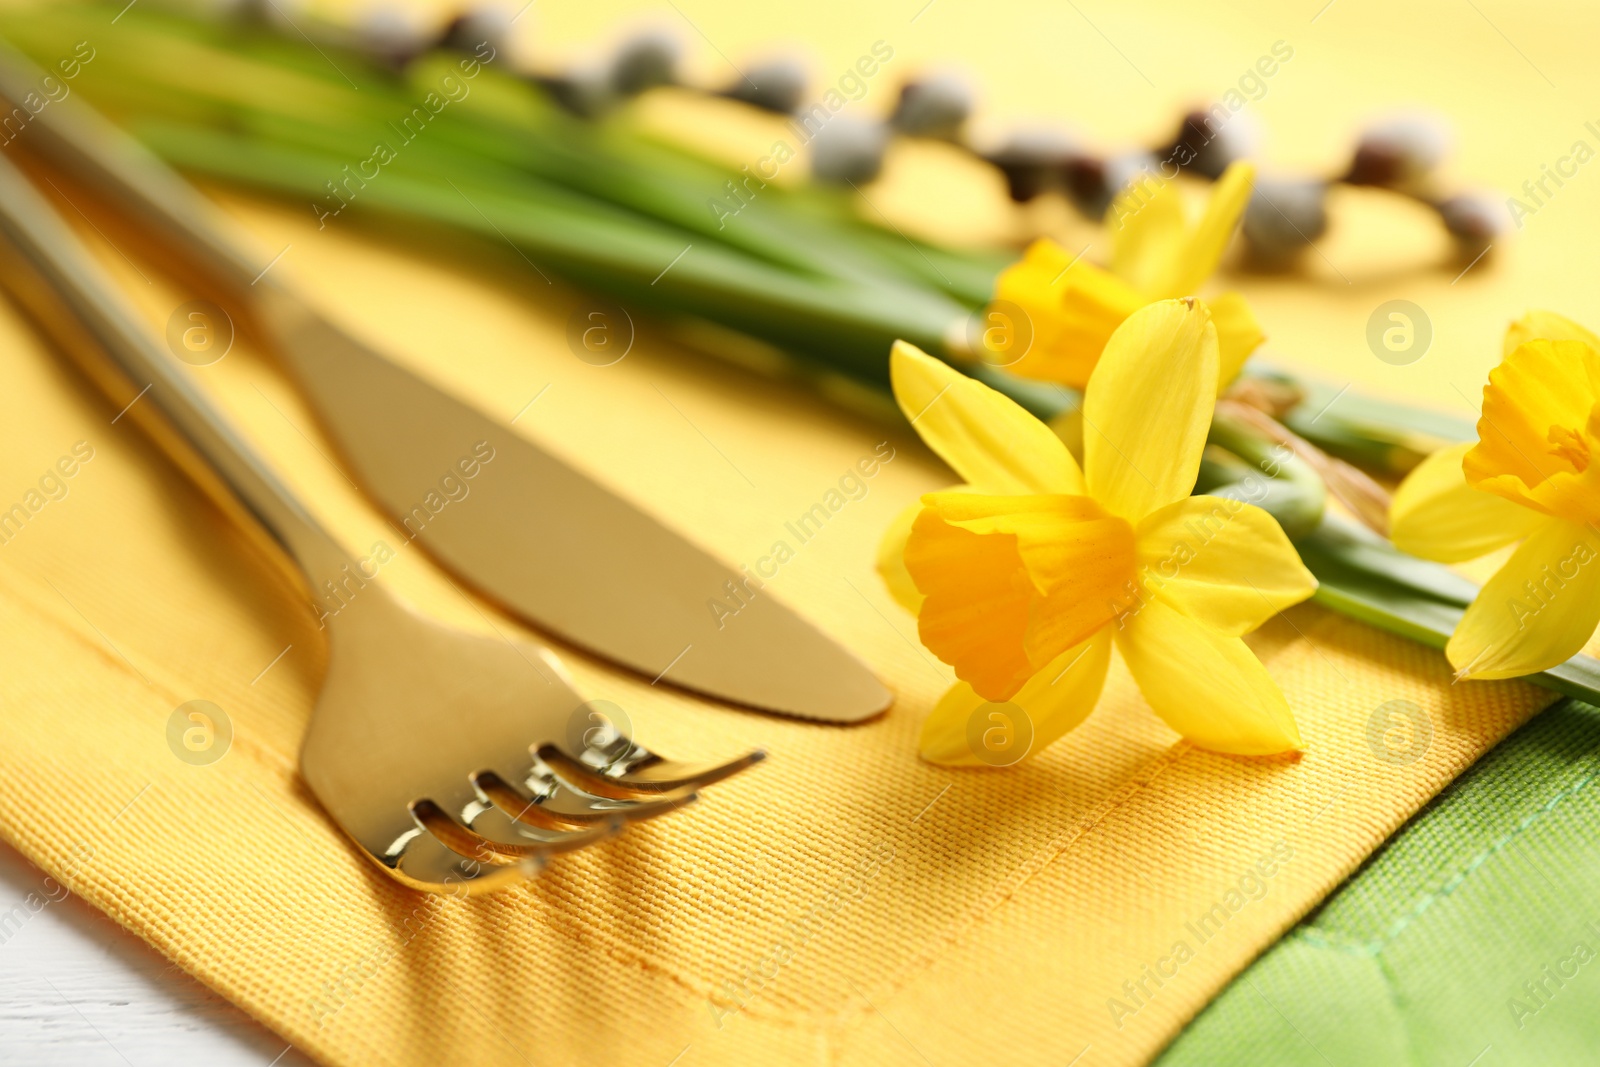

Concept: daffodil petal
[[1004, 259, 1147, 388], [1109, 171, 1187, 295], [1134, 496, 1317, 636], [1116, 597, 1302, 755], [906, 493, 1133, 701], [919, 631, 1113, 766], [1502, 309, 1600, 356], [1464, 339, 1600, 524], [1083, 299, 1219, 523], [1447, 518, 1600, 680], [877, 493, 942, 614], [997, 237, 1078, 296], [1205, 291, 1264, 390], [1156, 161, 1255, 297], [890, 340, 1084, 495], [1391, 442, 1545, 562], [993, 239, 1097, 381]]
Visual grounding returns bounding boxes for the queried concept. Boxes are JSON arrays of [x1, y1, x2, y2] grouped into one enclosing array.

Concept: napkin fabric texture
[[0, 175, 1566, 1067], [1157, 696, 1600, 1067]]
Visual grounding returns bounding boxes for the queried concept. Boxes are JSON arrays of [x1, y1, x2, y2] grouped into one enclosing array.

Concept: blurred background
[[10, 0, 1595, 414], [465, 0, 1597, 409]]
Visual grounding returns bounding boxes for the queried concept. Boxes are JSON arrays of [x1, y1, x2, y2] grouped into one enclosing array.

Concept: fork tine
[[383, 822, 540, 896], [536, 743, 766, 801], [412, 799, 619, 864], [473, 769, 697, 830]]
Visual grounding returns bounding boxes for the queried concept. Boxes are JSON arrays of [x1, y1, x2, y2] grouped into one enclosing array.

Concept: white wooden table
[[0, 840, 318, 1066]]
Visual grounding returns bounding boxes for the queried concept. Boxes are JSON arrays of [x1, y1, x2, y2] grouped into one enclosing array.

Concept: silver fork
[[0, 149, 761, 895]]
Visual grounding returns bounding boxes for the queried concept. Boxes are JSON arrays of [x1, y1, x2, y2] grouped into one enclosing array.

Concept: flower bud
[[1059, 157, 1105, 216], [1103, 151, 1159, 200], [534, 64, 616, 118], [1170, 107, 1255, 180], [1242, 178, 1328, 270], [1437, 193, 1503, 259], [1076, 151, 1159, 220], [609, 28, 680, 95], [721, 57, 808, 114], [890, 72, 973, 140], [810, 116, 889, 184], [438, 7, 512, 60], [356, 6, 428, 69], [1347, 114, 1448, 187], [982, 126, 1079, 202]]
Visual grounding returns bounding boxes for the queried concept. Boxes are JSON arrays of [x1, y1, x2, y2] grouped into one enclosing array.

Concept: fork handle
[[0, 148, 355, 589], [0, 36, 265, 301]]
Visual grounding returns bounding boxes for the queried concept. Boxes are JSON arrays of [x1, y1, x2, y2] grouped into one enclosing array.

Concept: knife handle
[[0, 146, 356, 591], [0, 36, 267, 304]]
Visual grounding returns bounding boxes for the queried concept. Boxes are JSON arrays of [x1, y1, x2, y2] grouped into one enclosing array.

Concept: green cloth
[[1156, 698, 1600, 1066]]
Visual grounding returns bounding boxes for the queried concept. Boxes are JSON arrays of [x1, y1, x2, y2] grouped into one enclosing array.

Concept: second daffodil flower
[[988, 161, 1263, 389], [880, 298, 1317, 765], [1390, 310, 1600, 680]]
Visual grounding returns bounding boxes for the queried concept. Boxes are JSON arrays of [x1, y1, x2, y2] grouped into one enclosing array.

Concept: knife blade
[[265, 289, 893, 721], [0, 40, 893, 722]]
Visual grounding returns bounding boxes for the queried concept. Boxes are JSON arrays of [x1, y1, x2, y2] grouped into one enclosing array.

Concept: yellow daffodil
[[880, 298, 1316, 765], [1390, 310, 1600, 680], [988, 162, 1263, 390]]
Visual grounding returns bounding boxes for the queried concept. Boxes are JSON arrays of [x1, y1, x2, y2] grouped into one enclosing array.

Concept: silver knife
[[0, 40, 891, 722]]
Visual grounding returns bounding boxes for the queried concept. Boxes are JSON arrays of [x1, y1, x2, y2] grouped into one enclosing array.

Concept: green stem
[[1296, 516, 1600, 705], [1251, 360, 1476, 475], [1202, 408, 1327, 539]]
